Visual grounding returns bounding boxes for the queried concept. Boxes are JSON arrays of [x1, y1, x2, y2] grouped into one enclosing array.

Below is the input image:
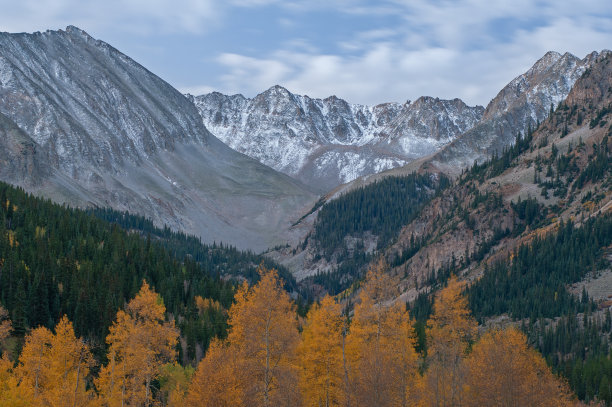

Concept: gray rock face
[[431, 50, 607, 174], [0, 112, 49, 185], [0, 27, 316, 251], [190, 87, 483, 191]]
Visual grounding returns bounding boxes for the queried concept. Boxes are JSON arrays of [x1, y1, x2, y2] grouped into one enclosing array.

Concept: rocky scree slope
[[0, 26, 316, 251], [190, 87, 483, 191]]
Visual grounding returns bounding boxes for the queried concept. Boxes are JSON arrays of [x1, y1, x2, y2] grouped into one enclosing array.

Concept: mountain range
[[190, 89, 483, 191], [0, 26, 315, 251], [2, 25, 612, 403], [0, 26, 607, 254]]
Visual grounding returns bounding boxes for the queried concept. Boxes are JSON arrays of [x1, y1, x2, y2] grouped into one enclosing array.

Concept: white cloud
[[1, 0, 609, 107], [200, 0, 612, 106], [0, 0, 221, 35]]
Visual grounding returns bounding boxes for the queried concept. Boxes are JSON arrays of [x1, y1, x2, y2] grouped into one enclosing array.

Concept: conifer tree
[[298, 295, 345, 407], [347, 260, 421, 407], [96, 281, 179, 407], [424, 276, 477, 406], [0, 305, 10, 349]]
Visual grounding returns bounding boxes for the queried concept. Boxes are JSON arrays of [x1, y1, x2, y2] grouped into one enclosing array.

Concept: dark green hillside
[[88, 207, 299, 292], [0, 182, 289, 362], [305, 173, 449, 295], [313, 173, 450, 258]]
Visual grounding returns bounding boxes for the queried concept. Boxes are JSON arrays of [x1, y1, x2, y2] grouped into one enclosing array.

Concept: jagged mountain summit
[[269, 49, 609, 281], [189, 87, 483, 191], [429, 50, 608, 174], [325, 49, 607, 199], [0, 26, 316, 251]]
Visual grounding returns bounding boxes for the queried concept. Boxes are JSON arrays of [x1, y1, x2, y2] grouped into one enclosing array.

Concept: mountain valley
[[1, 24, 612, 405]]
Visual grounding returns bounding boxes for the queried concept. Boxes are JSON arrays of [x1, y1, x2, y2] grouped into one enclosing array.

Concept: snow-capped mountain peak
[[190, 88, 482, 190]]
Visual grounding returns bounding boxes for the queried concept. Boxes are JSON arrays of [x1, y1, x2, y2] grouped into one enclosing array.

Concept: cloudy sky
[[1, 0, 611, 106]]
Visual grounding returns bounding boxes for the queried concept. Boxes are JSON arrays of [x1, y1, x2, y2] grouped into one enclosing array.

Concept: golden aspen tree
[[227, 266, 300, 407], [464, 327, 574, 407], [0, 353, 34, 407], [0, 311, 33, 407], [16, 326, 53, 399], [15, 316, 94, 407], [96, 281, 179, 407], [184, 338, 244, 407], [46, 316, 95, 407], [424, 275, 477, 407], [347, 260, 421, 407], [298, 295, 345, 407]]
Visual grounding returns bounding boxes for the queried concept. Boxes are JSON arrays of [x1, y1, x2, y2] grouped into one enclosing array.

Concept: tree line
[[0, 181, 255, 363], [0, 264, 576, 406], [182, 264, 574, 406]]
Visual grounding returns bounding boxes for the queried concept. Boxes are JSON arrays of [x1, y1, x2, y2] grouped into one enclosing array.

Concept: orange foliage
[[464, 327, 574, 407], [16, 316, 95, 406], [194, 295, 224, 315], [0, 353, 34, 407], [185, 339, 243, 407], [424, 275, 477, 407], [347, 260, 421, 407], [96, 280, 179, 407], [298, 295, 346, 407], [186, 266, 300, 407]]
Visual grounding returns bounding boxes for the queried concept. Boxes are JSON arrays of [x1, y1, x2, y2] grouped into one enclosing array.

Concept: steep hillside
[[191, 87, 483, 191], [430, 50, 605, 174], [0, 27, 316, 251], [292, 51, 612, 403], [265, 51, 612, 403], [385, 51, 612, 294]]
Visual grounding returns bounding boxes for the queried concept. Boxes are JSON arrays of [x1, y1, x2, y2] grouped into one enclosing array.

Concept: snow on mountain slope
[[0, 27, 316, 251], [190, 87, 483, 191], [430, 50, 608, 174]]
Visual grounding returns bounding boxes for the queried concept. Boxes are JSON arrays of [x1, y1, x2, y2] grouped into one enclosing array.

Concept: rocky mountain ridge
[[190, 87, 483, 191], [0, 26, 316, 251], [270, 50, 612, 288], [430, 50, 606, 174], [320, 50, 608, 202]]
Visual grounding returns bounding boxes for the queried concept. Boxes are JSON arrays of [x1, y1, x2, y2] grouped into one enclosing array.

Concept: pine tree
[[0, 305, 11, 352]]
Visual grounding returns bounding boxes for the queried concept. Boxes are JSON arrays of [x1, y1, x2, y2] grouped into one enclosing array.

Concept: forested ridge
[[88, 207, 299, 292], [313, 173, 450, 257], [0, 181, 297, 364], [305, 173, 450, 295]]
